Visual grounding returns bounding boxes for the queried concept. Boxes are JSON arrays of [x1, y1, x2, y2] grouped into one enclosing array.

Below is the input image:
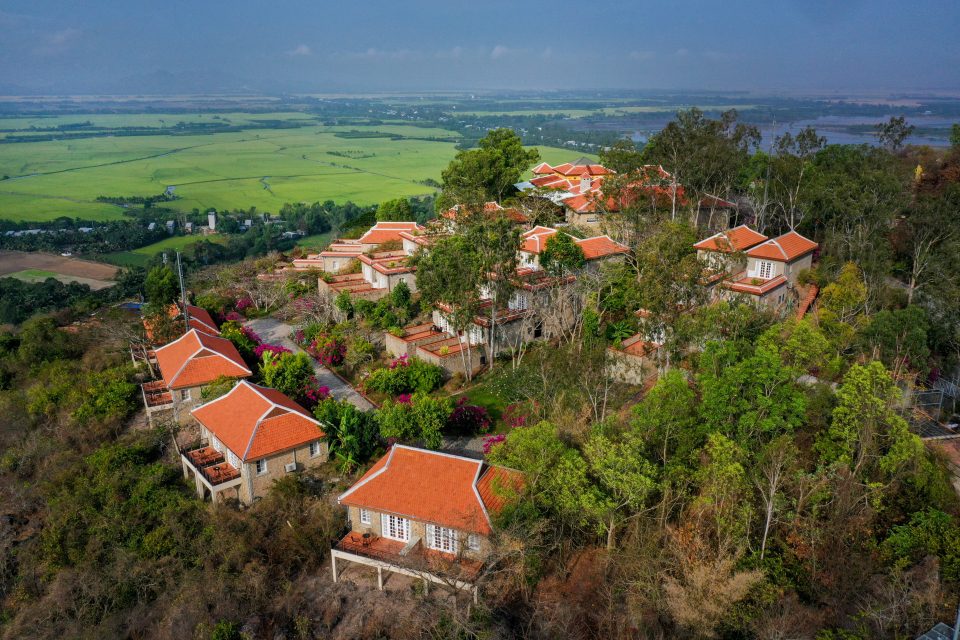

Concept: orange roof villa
[[142, 328, 252, 422], [332, 445, 523, 601], [695, 226, 819, 309], [180, 381, 328, 504]]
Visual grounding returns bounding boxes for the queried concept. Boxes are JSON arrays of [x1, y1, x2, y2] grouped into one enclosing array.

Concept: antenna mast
[[176, 251, 189, 332]]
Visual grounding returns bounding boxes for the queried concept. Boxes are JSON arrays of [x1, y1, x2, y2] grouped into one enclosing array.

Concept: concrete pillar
[[423, 578, 429, 595], [181, 459, 189, 480], [473, 586, 478, 605], [377, 566, 383, 590], [194, 473, 204, 499], [331, 553, 337, 582]]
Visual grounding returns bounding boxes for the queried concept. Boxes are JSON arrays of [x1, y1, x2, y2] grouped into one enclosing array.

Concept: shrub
[[313, 336, 347, 367], [315, 398, 380, 471], [254, 343, 292, 359], [364, 358, 443, 395], [260, 351, 315, 400], [482, 433, 506, 454], [447, 398, 492, 435], [220, 320, 260, 362], [375, 392, 452, 449], [334, 291, 354, 316]]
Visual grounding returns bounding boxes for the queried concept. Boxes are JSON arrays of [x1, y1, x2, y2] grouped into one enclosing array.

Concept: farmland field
[[102, 234, 229, 268], [0, 250, 117, 288], [0, 112, 592, 223]]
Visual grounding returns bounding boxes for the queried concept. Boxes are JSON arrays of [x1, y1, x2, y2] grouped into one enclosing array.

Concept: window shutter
[[426, 524, 435, 548]]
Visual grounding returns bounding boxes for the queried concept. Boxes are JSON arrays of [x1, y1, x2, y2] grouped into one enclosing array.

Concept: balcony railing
[[141, 380, 173, 410], [183, 443, 241, 486]]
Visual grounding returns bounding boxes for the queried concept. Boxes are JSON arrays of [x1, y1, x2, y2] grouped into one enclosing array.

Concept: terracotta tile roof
[[338, 445, 521, 535], [520, 226, 558, 254], [154, 329, 251, 390], [358, 252, 415, 275], [358, 222, 425, 246], [535, 159, 616, 177], [746, 231, 818, 262], [442, 201, 530, 224], [191, 380, 323, 461], [476, 465, 524, 514], [575, 235, 630, 260], [183, 304, 219, 335], [693, 225, 768, 253]]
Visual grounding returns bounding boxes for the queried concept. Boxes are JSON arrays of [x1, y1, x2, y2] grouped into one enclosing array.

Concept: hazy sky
[[2, 0, 958, 94]]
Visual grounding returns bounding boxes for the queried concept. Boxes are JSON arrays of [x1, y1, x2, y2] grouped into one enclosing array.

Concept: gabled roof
[[338, 445, 523, 535], [183, 304, 219, 336], [520, 226, 558, 254], [358, 222, 425, 246], [154, 329, 251, 390], [575, 235, 630, 260], [191, 380, 324, 461], [693, 225, 768, 253], [745, 231, 818, 262], [533, 159, 615, 178]]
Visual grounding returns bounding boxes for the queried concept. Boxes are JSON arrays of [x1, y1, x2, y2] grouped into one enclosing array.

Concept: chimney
[[207, 211, 217, 231], [580, 175, 592, 192]]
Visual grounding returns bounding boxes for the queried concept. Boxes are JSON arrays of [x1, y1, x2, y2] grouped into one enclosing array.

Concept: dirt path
[[244, 317, 374, 411]]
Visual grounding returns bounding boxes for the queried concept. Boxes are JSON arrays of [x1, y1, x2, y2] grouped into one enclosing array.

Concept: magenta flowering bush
[[395, 393, 412, 404], [293, 329, 305, 345], [388, 354, 410, 369], [235, 297, 253, 312], [254, 343, 292, 359], [482, 434, 506, 455], [240, 326, 262, 345], [447, 398, 492, 435], [302, 380, 331, 408], [312, 336, 347, 367], [502, 402, 535, 429], [224, 311, 244, 322]]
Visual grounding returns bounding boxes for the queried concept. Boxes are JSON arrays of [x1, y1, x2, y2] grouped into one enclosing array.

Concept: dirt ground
[[0, 250, 117, 287]]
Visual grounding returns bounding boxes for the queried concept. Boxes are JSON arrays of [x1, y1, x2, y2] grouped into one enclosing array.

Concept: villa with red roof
[[440, 201, 530, 229], [290, 221, 425, 274], [180, 381, 327, 504], [141, 328, 252, 422], [331, 445, 522, 600], [694, 226, 818, 308], [518, 226, 630, 272]]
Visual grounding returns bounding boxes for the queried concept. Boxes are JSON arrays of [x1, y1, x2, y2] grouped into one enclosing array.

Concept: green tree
[[540, 232, 586, 277], [315, 399, 380, 471], [464, 216, 521, 364], [584, 429, 657, 549], [876, 116, 915, 152], [260, 351, 314, 400], [437, 128, 539, 210], [17, 316, 80, 365], [144, 265, 178, 307], [816, 361, 924, 479], [376, 197, 414, 221], [858, 306, 930, 378], [599, 138, 646, 174], [413, 234, 483, 378], [375, 392, 451, 449], [697, 341, 806, 445], [951, 123, 960, 149]]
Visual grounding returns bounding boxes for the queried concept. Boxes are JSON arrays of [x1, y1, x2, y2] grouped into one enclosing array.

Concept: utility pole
[[176, 251, 189, 333]]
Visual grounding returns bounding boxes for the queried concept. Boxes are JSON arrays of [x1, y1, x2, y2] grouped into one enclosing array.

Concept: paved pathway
[[244, 317, 373, 411]]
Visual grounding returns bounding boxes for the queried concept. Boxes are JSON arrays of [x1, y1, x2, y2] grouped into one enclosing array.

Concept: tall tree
[[876, 116, 915, 152], [437, 129, 539, 210], [412, 235, 483, 379]]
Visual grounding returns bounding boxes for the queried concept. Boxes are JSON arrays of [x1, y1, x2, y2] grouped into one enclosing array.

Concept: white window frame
[[467, 325, 483, 345], [255, 458, 268, 475], [359, 508, 371, 525], [227, 450, 241, 469], [309, 441, 322, 458], [426, 524, 459, 554], [467, 534, 481, 552], [509, 291, 528, 311], [181, 388, 192, 402], [757, 260, 774, 280], [381, 514, 410, 542]]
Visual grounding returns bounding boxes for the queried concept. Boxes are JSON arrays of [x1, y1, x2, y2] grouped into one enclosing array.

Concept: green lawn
[[451, 379, 512, 433], [102, 234, 226, 268], [296, 231, 336, 251], [5, 268, 58, 282]]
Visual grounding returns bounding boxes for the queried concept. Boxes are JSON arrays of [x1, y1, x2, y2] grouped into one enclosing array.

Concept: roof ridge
[[189, 378, 249, 416], [242, 405, 277, 461], [337, 444, 398, 503]]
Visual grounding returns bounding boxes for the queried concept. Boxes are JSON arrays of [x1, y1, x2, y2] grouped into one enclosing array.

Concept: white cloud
[[287, 44, 312, 57], [490, 45, 509, 60]]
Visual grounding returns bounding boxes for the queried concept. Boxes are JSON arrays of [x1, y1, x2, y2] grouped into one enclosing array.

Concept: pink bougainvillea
[[254, 343, 292, 359], [482, 434, 506, 455], [235, 297, 253, 312], [388, 354, 409, 369], [293, 329, 305, 345], [224, 311, 244, 322], [502, 402, 535, 429], [303, 381, 331, 409], [312, 336, 346, 367], [241, 326, 262, 345], [395, 393, 412, 405], [447, 398, 492, 434]]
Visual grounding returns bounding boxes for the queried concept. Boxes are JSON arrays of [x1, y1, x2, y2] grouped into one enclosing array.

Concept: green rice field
[[0, 111, 591, 223], [0, 114, 587, 223]]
